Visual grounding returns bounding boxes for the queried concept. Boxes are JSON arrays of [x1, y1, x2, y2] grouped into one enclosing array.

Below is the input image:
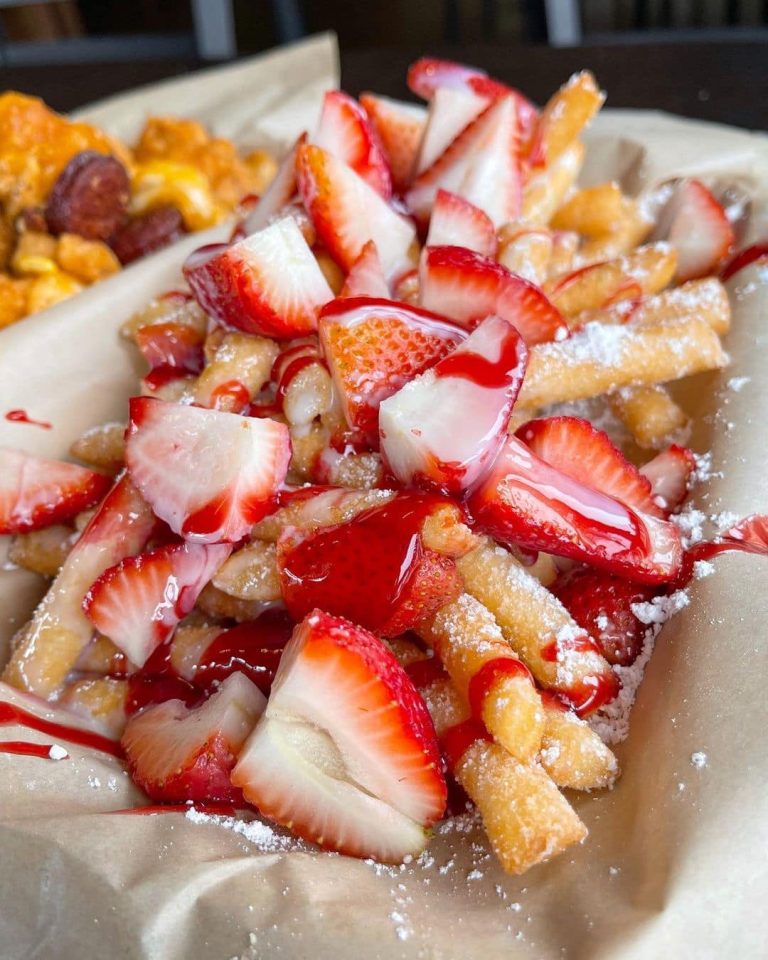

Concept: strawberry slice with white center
[[232, 609, 447, 862], [415, 86, 490, 175], [358, 93, 426, 193], [183, 216, 333, 340], [639, 444, 696, 515], [243, 132, 305, 235], [122, 672, 265, 804], [319, 296, 466, 443], [379, 314, 527, 493], [467, 435, 683, 584], [84, 541, 232, 667], [0, 448, 112, 535], [654, 179, 734, 282], [339, 240, 390, 298], [296, 143, 417, 281], [314, 90, 392, 198], [406, 95, 522, 227], [426, 189, 497, 258], [518, 417, 664, 518], [419, 245, 566, 344], [125, 397, 291, 543], [406, 58, 538, 143]]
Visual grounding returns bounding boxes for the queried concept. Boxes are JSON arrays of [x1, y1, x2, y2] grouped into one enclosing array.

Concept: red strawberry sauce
[[4, 409, 52, 429]]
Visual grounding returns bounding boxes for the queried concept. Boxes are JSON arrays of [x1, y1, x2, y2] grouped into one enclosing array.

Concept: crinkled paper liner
[[1, 37, 767, 959]]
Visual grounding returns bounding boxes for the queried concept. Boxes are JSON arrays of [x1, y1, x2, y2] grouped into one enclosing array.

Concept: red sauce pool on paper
[[0, 740, 67, 760], [4, 409, 52, 430], [0, 702, 122, 757]]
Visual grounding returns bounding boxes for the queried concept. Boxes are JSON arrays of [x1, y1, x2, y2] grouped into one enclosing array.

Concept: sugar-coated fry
[[546, 242, 677, 317], [2, 478, 156, 697], [551, 182, 627, 237], [9, 524, 74, 577], [539, 695, 618, 790], [416, 593, 545, 763], [314, 445, 384, 489], [287, 422, 327, 481], [282, 362, 334, 428], [253, 488, 396, 541], [396, 642, 587, 875], [456, 740, 587, 873], [575, 209, 653, 265], [456, 540, 616, 710], [548, 230, 580, 277], [59, 675, 129, 738], [196, 583, 268, 623], [169, 619, 223, 680], [121, 294, 208, 340], [70, 421, 126, 474], [497, 224, 552, 285], [194, 331, 278, 411], [518, 317, 727, 411], [522, 141, 585, 225], [610, 384, 691, 450], [531, 71, 604, 169], [211, 541, 281, 602], [74, 634, 131, 676], [575, 277, 731, 336], [421, 506, 478, 557]]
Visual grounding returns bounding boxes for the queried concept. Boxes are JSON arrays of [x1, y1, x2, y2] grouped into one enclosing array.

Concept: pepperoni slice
[[45, 150, 130, 241], [110, 206, 187, 265]]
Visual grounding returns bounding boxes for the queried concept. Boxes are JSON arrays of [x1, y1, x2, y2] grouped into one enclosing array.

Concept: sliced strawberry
[[83, 542, 232, 667], [419, 245, 566, 344], [339, 240, 390, 298], [183, 217, 333, 340], [406, 58, 537, 144], [426, 189, 497, 257], [0, 448, 112, 534], [277, 492, 463, 636], [720, 242, 768, 281], [552, 567, 657, 666], [125, 397, 291, 543], [296, 143, 417, 281], [232, 609, 447, 861], [406, 96, 522, 227], [407, 58, 490, 99], [122, 672, 265, 804], [135, 322, 205, 379], [315, 90, 392, 198], [416, 86, 489, 175], [379, 315, 527, 493], [359, 93, 426, 193], [243, 132, 305, 235], [2, 475, 157, 697], [467, 436, 683, 584], [318, 296, 466, 443], [655, 179, 734, 282], [640, 445, 696, 515], [518, 417, 663, 518], [195, 609, 295, 696]]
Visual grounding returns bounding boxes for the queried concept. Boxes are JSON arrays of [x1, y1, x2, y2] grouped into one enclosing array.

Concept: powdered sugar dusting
[[184, 808, 299, 851], [590, 590, 690, 744]]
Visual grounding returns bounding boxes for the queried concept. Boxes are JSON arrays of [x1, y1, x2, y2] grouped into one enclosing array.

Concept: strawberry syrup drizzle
[[0, 702, 122, 757], [467, 657, 532, 720], [209, 379, 251, 411], [110, 802, 239, 816], [437, 329, 526, 389], [4, 409, 52, 430], [278, 492, 451, 632], [0, 741, 67, 760]]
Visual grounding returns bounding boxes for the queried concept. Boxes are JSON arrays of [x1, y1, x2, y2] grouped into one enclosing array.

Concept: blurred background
[[1, 0, 767, 60], [0, 2, 765, 127]]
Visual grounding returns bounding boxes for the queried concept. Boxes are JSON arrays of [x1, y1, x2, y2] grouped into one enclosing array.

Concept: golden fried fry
[[211, 541, 281, 603], [539, 697, 618, 790], [8, 524, 74, 577], [70, 422, 126, 474], [518, 317, 727, 410], [609, 384, 690, 450]]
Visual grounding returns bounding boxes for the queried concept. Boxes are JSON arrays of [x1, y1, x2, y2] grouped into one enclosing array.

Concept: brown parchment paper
[[1, 45, 768, 958]]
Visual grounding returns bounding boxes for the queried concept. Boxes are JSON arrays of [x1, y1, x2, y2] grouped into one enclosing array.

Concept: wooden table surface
[[0, 39, 765, 131]]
